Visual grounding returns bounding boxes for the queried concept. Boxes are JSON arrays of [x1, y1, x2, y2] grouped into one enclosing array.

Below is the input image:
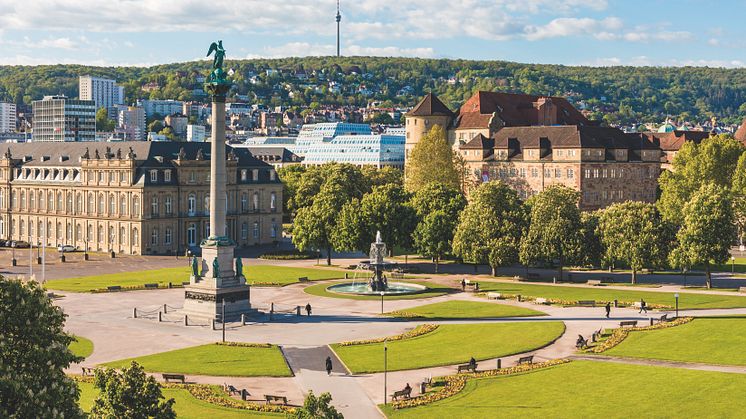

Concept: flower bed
[[391, 359, 571, 409], [478, 292, 669, 309], [337, 324, 438, 347], [587, 317, 693, 353], [385, 310, 425, 318], [215, 342, 273, 348], [259, 250, 315, 260]]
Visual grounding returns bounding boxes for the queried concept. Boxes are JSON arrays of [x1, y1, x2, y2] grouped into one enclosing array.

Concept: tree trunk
[[706, 262, 712, 289], [326, 246, 332, 266], [434, 257, 439, 274], [558, 263, 563, 282], [631, 269, 637, 285], [491, 265, 497, 277]]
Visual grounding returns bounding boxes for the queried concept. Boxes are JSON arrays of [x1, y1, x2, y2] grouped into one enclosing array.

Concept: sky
[[0, 0, 744, 68]]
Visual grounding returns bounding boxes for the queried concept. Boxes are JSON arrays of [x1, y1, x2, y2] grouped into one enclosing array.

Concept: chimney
[[534, 97, 557, 126]]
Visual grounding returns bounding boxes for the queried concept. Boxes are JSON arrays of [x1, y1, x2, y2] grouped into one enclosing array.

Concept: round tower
[[404, 93, 454, 160]]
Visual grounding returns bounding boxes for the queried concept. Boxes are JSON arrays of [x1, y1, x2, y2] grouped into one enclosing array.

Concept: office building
[[187, 125, 206, 142], [0, 102, 17, 133], [32, 96, 96, 142], [117, 106, 147, 141], [79, 76, 125, 115], [138, 100, 184, 119]]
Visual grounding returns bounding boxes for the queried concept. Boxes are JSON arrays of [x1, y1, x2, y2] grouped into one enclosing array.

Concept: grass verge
[[387, 300, 546, 319], [69, 335, 94, 358], [303, 280, 451, 301]]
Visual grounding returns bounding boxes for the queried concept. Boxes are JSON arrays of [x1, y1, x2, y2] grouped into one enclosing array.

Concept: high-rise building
[[79, 75, 125, 115], [138, 100, 184, 119], [32, 96, 96, 142], [187, 125, 206, 142], [117, 106, 146, 141], [0, 102, 17, 133]]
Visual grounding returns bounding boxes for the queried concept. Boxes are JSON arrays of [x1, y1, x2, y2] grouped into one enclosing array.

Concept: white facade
[[293, 122, 373, 156], [226, 103, 252, 115], [138, 100, 184, 119], [0, 102, 16, 133], [303, 134, 405, 168], [117, 106, 146, 141], [79, 75, 124, 113], [32, 96, 96, 142], [187, 125, 206, 142]]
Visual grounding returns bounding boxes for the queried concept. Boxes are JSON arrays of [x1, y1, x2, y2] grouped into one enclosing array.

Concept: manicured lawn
[[45, 265, 348, 292], [304, 280, 452, 300], [332, 322, 564, 373], [388, 300, 546, 319], [477, 281, 746, 309], [605, 317, 746, 365], [382, 360, 746, 418], [77, 381, 281, 417], [101, 343, 292, 377], [69, 335, 94, 358]]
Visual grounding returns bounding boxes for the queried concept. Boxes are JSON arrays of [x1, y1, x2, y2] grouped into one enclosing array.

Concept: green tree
[[453, 181, 527, 276], [598, 201, 668, 284], [293, 186, 346, 266], [580, 211, 603, 269], [95, 107, 115, 132], [670, 183, 735, 289], [732, 152, 746, 245], [293, 391, 343, 419], [409, 182, 466, 220], [413, 210, 453, 272], [658, 135, 745, 225], [148, 120, 164, 133], [277, 165, 307, 218], [404, 125, 459, 192], [519, 185, 583, 281], [0, 277, 83, 418], [91, 362, 175, 418], [361, 166, 402, 188]]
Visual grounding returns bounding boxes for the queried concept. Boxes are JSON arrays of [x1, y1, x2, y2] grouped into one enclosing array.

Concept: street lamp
[[732, 256, 736, 274], [380, 291, 385, 314], [383, 338, 388, 406], [674, 293, 679, 318]]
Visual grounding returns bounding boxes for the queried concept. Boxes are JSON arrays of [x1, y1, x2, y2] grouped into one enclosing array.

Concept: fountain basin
[[327, 282, 427, 296]]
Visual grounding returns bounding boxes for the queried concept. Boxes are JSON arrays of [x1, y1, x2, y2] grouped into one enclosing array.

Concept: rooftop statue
[[206, 40, 228, 85]]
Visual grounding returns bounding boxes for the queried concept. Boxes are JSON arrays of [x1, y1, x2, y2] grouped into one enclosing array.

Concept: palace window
[[87, 224, 93, 241], [241, 193, 248, 211], [531, 168, 538, 177], [57, 192, 63, 212], [120, 226, 126, 244], [132, 228, 139, 244], [109, 194, 115, 214], [204, 194, 210, 212], [98, 225, 103, 242], [165, 228, 172, 245], [555, 168, 561, 178], [253, 222, 259, 239], [29, 191, 35, 210], [98, 194, 104, 214], [241, 222, 248, 240], [241, 170, 248, 181], [151, 228, 158, 246], [271, 222, 277, 239], [88, 193, 94, 214], [133, 197, 140, 216], [253, 192, 259, 211], [164, 170, 171, 182], [188, 194, 196, 215], [151, 196, 159, 215], [567, 169, 574, 179], [76, 193, 82, 213], [150, 170, 158, 182], [584, 169, 591, 179], [270, 192, 276, 210], [48, 192, 53, 211], [121, 196, 127, 215], [165, 195, 172, 215], [187, 223, 196, 245]]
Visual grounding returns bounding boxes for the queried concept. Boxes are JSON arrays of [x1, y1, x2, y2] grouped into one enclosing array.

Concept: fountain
[[327, 231, 426, 295]]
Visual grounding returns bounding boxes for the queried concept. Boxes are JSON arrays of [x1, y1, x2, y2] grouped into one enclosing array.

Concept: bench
[[457, 363, 477, 373], [225, 384, 240, 395], [144, 283, 159, 289], [619, 321, 638, 327], [658, 313, 668, 323], [162, 373, 186, 383], [298, 277, 309, 283], [587, 280, 602, 286], [486, 292, 502, 300], [107, 285, 122, 292], [526, 273, 540, 280], [181, 281, 190, 286], [265, 394, 288, 405], [81, 367, 94, 376], [576, 336, 588, 349], [535, 297, 548, 305], [577, 300, 596, 307], [518, 355, 534, 365], [392, 388, 412, 401]]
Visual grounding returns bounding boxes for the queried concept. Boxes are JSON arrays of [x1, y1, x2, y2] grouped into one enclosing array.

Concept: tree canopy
[[404, 125, 459, 192], [91, 361, 176, 418]]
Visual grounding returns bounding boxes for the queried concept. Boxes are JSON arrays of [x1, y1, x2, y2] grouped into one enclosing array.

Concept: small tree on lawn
[[732, 152, 746, 245], [91, 361, 175, 418], [598, 201, 668, 284], [670, 183, 735, 289], [519, 185, 583, 281], [453, 181, 527, 276], [0, 276, 84, 418], [293, 391, 343, 419], [413, 210, 452, 272]]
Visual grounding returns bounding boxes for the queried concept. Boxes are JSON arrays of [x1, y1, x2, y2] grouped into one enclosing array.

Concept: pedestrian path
[[570, 354, 746, 374]]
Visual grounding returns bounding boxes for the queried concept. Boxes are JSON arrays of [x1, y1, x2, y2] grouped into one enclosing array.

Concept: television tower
[[336, 0, 341, 57]]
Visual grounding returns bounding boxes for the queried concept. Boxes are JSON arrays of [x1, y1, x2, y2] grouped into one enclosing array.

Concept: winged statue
[[206, 40, 227, 84]]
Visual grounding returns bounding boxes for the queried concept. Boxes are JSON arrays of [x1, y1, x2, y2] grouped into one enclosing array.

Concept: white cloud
[[247, 42, 435, 58], [524, 17, 622, 41]]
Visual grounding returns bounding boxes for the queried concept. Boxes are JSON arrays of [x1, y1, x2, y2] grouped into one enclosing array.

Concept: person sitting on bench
[[576, 334, 587, 348], [469, 357, 476, 369]]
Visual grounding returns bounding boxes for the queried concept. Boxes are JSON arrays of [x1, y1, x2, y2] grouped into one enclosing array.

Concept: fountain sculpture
[[368, 231, 388, 292]]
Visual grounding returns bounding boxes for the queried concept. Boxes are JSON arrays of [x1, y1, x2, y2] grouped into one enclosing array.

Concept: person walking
[[461, 278, 466, 292], [639, 299, 648, 314], [325, 356, 333, 375], [305, 303, 312, 317], [605, 302, 611, 318]]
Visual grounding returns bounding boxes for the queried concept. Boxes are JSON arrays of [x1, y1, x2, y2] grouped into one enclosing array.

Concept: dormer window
[[164, 170, 172, 182], [241, 169, 248, 181], [150, 170, 158, 182]]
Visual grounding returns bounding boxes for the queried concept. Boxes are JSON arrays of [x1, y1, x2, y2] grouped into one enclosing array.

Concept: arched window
[[150, 228, 158, 245], [270, 192, 276, 211], [11, 190, 17, 209], [66, 223, 71, 241], [188, 194, 196, 215], [253, 222, 259, 239], [48, 192, 53, 211], [187, 223, 196, 245], [151, 196, 158, 216], [120, 226, 126, 244], [87, 224, 93, 241], [75, 224, 81, 241], [39, 191, 44, 210], [67, 193, 72, 213], [120, 196, 127, 215], [19, 219, 24, 236], [76, 193, 82, 213], [109, 226, 114, 244], [88, 193, 94, 214], [241, 193, 248, 212], [29, 221, 34, 239], [47, 222, 52, 241], [164, 195, 172, 215], [165, 228, 172, 245], [0, 219, 4, 236], [20, 190, 25, 210], [37, 221, 42, 240], [29, 191, 35, 210], [109, 194, 115, 214], [241, 222, 248, 240], [204, 194, 210, 212], [252, 192, 259, 211], [98, 194, 104, 214], [57, 192, 63, 212], [56, 222, 62, 240], [132, 228, 139, 244], [97, 225, 103, 243], [133, 197, 140, 216], [0, 190, 4, 209]]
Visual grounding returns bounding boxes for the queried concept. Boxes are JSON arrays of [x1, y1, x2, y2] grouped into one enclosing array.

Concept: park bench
[[535, 297, 548, 305], [619, 321, 638, 327], [526, 273, 540, 280], [225, 384, 240, 395], [739, 287, 746, 293], [518, 355, 534, 365], [265, 394, 288, 405], [181, 281, 190, 286], [576, 335, 588, 349], [162, 373, 186, 383], [457, 363, 478, 373], [81, 367, 94, 376], [107, 285, 122, 292], [577, 300, 596, 307], [591, 328, 603, 342], [392, 387, 412, 400], [298, 277, 309, 283], [144, 283, 159, 289], [658, 314, 668, 323], [486, 292, 502, 300], [240, 389, 250, 401], [587, 280, 602, 286]]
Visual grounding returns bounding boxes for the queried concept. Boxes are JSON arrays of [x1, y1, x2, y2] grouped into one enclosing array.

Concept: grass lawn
[[477, 281, 746, 309], [381, 360, 746, 418], [45, 265, 348, 292], [604, 317, 746, 366], [304, 280, 452, 300], [77, 381, 281, 418], [101, 343, 292, 377], [69, 335, 94, 358], [388, 300, 546, 319], [332, 322, 564, 373]]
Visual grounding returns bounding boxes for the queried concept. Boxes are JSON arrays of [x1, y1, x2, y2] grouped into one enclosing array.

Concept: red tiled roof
[[407, 93, 454, 117], [736, 117, 746, 144], [490, 125, 659, 150], [461, 133, 493, 149], [644, 130, 710, 151], [455, 91, 589, 129]]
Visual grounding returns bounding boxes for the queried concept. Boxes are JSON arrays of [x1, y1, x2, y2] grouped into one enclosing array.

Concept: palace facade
[[0, 142, 282, 255]]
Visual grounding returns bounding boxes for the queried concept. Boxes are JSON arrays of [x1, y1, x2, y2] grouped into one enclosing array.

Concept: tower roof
[[407, 93, 454, 117]]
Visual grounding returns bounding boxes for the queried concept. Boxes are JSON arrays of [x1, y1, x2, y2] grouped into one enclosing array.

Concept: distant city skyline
[[0, 0, 744, 68]]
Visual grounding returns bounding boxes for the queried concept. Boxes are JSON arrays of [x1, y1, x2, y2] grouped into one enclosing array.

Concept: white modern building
[[187, 124, 206, 142], [138, 100, 184, 119], [117, 106, 146, 141], [32, 96, 96, 142], [0, 102, 16, 133], [303, 133, 405, 168], [226, 102, 252, 115], [293, 122, 373, 156], [79, 75, 124, 115]]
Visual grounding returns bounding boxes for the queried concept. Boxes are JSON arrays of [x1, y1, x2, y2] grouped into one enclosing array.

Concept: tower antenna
[[336, 0, 341, 57]]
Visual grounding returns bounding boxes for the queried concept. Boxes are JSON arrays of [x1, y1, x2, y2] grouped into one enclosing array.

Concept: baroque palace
[[405, 91, 676, 210], [0, 142, 282, 255]]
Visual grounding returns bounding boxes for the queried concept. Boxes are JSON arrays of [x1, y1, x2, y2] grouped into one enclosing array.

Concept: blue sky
[[0, 0, 744, 67]]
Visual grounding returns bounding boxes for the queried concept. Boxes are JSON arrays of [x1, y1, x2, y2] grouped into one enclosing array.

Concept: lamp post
[[221, 299, 226, 343], [674, 293, 679, 318], [383, 338, 388, 406], [380, 291, 385, 314], [732, 256, 736, 274]]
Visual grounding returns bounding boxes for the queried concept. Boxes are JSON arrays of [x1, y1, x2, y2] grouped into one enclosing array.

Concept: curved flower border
[[482, 293, 669, 309], [391, 359, 571, 409], [337, 324, 438, 346], [587, 316, 693, 353]]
